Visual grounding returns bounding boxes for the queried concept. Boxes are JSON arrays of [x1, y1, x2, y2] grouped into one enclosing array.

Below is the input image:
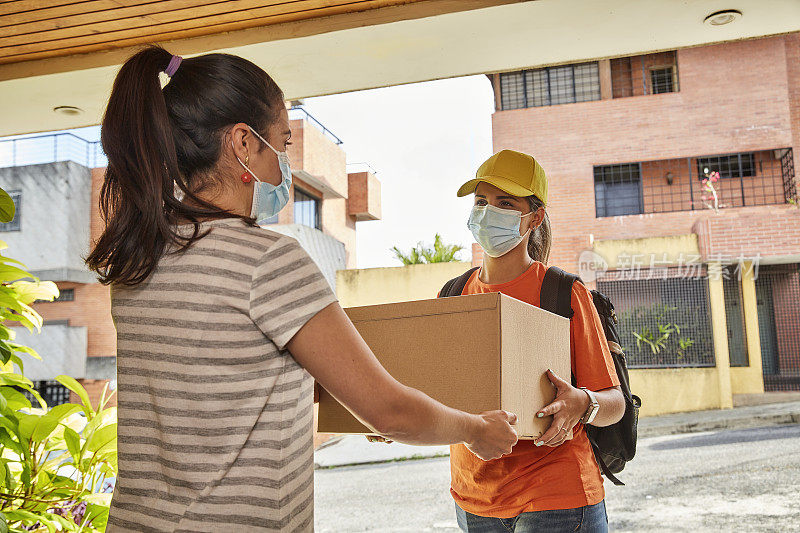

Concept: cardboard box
[[317, 292, 571, 440]]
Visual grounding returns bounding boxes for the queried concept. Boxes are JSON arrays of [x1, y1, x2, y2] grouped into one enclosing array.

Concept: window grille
[[598, 269, 716, 368], [595, 149, 794, 217], [499, 63, 600, 110], [594, 163, 643, 217]]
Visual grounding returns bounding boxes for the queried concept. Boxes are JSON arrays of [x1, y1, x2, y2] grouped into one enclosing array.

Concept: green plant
[[0, 187, 116, 532], [391, 234, 464, 265], [619, 301, 708, 367]]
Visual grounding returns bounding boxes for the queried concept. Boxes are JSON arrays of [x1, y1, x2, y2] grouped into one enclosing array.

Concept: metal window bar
[[19, 380, 71, 407], [0, 132, 105, 169], [500, 63, 600, 110], [611, 51, 678, 98], [779, 149, 798, 203], [596, 149, 793, 217], [288, 106, 344, 145], [597, 267, 716, 368], [593, 163, 643, 217], [755, 264, 800, 391]]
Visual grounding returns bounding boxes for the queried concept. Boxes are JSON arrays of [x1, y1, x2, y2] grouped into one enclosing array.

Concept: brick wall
[[490, 34, 800, 273]]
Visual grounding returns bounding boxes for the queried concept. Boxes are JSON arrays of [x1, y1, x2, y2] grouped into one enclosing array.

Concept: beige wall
[[336, 262, 472, 308]]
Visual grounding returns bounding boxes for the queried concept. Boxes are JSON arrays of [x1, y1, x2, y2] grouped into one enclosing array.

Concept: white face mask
[[232, 125, 292, 224], [467, 204, 532, 257]]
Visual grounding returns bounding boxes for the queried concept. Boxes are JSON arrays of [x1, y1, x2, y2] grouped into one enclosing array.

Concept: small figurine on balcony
[[700, 169, 726, 213]]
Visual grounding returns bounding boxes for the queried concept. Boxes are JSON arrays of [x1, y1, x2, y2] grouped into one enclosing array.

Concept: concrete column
[[741, 260, 765, 392], [708, 262, 733, 409]]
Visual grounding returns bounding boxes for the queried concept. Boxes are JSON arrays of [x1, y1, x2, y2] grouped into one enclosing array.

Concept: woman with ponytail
[[446, 150, 625, 532], [88, 46, 518, 532]]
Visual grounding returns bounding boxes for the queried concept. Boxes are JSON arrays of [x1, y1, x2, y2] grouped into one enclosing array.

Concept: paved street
[[314, 424, 800, 532]]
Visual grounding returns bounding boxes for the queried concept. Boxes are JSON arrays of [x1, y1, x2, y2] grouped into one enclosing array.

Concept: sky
[[303, 76, 494, 268], [1, 75, 495, 269]]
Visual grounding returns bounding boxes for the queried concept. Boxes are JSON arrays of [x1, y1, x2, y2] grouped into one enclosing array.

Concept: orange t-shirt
[[448, 261, 619, 518]]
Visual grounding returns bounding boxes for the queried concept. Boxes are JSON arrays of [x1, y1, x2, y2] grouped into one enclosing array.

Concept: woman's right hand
[[465, 410, 519, 461]]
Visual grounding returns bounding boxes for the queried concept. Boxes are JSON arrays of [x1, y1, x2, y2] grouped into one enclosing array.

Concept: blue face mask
[[233, 126, 292, 224], [468, 204, 532, 258]]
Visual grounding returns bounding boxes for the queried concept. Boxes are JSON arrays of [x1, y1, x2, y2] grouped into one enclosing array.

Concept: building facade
[[484, 33, 800, 399], [0, 107, 381, 407]]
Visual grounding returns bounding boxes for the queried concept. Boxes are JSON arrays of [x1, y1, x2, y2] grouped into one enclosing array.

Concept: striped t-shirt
[[107, 218, 337, 532]]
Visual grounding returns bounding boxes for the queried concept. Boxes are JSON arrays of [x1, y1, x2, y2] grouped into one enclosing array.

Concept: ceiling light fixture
[[704, 10, 742, 26], [53, 106, 83, 116]]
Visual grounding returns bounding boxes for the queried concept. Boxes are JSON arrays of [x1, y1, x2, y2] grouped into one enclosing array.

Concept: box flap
[[345, 292, 500, 323]]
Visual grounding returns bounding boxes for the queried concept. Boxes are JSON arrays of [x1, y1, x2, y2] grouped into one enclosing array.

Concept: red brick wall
[[491, 35, 799, 273], [693, 206, 800, 261]]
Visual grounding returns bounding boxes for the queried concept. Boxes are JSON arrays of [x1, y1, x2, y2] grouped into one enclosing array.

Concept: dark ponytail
[[86, 46, 284, 287], [526, 195, 551, 264]]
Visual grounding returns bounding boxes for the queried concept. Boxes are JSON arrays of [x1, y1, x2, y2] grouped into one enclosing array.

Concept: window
[[55, 289, 74, 302], [293, 188, 321, 229], [19, 380, 71, 407], [500, 62, 600, 110], [0, 191, 21, 232], [611, 51, 678, 98], [696, 153, 755, 179], [594, 164, 643, 217], [650, 67, 675, 94]]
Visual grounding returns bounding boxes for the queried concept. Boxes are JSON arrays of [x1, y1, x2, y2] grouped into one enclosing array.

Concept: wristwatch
[[579, 387, 600, 425]]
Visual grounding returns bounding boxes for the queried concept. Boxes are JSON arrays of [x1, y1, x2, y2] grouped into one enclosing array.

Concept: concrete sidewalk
[[313, 398, 800, 469]]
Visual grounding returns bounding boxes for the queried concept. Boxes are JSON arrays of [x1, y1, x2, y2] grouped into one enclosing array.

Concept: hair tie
[[164, 55, 183, 77]]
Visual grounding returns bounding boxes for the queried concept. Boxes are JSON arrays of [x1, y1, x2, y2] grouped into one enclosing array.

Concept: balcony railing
[[0, 133, 105, 169], [289, 106, 343, 145], [594, 148, 797, 217]]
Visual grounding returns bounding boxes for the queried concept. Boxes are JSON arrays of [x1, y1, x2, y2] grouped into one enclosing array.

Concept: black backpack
[[438, 266, 641, 486]]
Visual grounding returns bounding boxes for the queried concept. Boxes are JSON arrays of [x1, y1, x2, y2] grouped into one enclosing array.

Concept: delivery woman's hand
[[465, 410, 519, 461], [535, 369, 590, 448]]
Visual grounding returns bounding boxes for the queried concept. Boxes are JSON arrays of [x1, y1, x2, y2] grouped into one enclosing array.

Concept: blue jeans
[[455, 500, 608, 533]]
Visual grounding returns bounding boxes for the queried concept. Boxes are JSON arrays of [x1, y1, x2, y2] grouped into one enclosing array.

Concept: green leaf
[[85, 423, 117, 453], [48, 514, 79, 532], [7, 342, 41, 360], [8, 280, 58, 306], [0, 189, 15, 224], [0, 265, 35, 284], [64, 427, 81, 464], [83, 503, 109, 530], [0, 373, 32, 389], [0, 426, 23, 456], [0, 511, 7, 533], [47, 403, 82, 423], [1, 461, 15, 492], [0, 387, 32, 411], [56, 376, 94, 417]]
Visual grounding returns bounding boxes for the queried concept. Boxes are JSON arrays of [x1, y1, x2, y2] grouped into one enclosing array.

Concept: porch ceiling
[[1, 0, 799, 137]]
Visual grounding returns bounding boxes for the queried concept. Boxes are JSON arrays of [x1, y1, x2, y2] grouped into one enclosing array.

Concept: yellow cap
[[457, 149, 548, 206]]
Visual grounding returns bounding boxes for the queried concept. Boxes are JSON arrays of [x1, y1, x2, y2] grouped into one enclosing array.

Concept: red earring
[[240, 154, 252, 183]]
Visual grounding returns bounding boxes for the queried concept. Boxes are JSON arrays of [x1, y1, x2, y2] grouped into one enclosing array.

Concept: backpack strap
[[589, 443, 625, 486], [438, 267, 480, 298], [540, 266, 579, 319]]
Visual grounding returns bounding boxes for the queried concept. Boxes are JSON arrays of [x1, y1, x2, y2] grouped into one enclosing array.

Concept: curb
[[638, 411, 800, 439]]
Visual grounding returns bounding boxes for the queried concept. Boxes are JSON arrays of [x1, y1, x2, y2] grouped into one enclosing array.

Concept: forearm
[[586, 387, 625, 427], [375, 385, 480, 446]]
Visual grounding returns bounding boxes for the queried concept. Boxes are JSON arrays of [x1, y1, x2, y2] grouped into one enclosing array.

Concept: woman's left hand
[[534, 369, 590, 448]]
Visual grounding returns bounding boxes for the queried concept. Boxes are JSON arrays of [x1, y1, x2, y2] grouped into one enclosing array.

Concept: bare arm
[[287, 302, 518, 459]]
